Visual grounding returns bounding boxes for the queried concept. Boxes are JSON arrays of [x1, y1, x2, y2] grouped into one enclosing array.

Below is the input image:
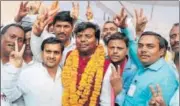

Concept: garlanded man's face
[[138, 35, 164, 66], [76, 28, 98, 56]]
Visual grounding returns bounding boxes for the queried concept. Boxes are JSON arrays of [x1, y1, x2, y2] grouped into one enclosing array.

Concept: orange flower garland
[[62, 44, 105, 106]]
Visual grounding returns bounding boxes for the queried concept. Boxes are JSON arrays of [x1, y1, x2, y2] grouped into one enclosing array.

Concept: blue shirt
[[122, 58, 178, 106], [115, 26, 144, 105]]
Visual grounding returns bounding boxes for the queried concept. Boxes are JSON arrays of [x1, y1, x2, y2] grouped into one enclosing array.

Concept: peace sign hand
[[134, 8, 148, 36], [110, 65, 122, 96], [15, 1, 29, 22], [32, 7, 58, 37], [86, 1, 93, 21], [113, 7, 128, 29], [149, 84, 166, 106], [9, 40, 26, 68], [70, 2, 79, 20]]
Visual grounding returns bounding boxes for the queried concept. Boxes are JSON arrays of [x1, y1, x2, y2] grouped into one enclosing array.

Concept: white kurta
[[2, 62, 63, 106], [30, 30, 76, 67], [1, 61, 25, 106]]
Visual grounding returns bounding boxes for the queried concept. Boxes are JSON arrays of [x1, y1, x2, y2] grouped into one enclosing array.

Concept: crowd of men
[[1, 1, 179, 106]]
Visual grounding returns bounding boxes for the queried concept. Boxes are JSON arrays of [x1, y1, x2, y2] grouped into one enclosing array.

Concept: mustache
[[57, 33, 66, 36], [172, 41, 179, 47]]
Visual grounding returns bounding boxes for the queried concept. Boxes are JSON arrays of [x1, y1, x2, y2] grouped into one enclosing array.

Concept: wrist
[[113, 86, 122, 96], [136, 31, 143, 36], [14, 15, 22, 23]]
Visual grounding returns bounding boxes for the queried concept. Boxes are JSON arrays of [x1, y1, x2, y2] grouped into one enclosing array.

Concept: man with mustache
[[62, 22, 114, 106], [102, 21, 118, 45], [148, 23, 179, 106], [119, 31, 178, 106], [1, 24, 25, 106], [2, 37, 64, 106], [31, 11, 76, 67], [170, 23, 179, 71]]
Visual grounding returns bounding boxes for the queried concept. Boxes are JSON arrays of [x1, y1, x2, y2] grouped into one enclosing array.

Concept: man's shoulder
[[21, 62, 42, 76]]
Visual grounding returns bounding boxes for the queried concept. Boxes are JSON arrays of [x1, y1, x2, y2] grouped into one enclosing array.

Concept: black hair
[[106, 32, 129, 47], [74, 22, 100, 42], [1, 23, 25, 36], [23, 26, 32, 33], [140, 31, 166, 49], [173, 22, 179, 27], [53, 11, 74, 26], [162, 37, 169, 51], [41, 37, 64, 53]]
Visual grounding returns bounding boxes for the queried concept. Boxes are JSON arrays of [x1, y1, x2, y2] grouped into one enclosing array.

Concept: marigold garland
[[62, 44, 105, 106]]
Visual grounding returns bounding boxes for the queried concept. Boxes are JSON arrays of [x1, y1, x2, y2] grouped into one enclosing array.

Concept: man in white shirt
[[31, 11, 76, 67], [3, 37, 64, 106], [1, 23, 26, 106]]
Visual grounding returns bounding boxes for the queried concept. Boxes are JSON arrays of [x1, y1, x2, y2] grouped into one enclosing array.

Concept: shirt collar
[[145, 58, 165, 71], [41, 63, 62, 80]]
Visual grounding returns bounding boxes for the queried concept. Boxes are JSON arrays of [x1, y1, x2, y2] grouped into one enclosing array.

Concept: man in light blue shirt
[[120, 31, 178, 106]]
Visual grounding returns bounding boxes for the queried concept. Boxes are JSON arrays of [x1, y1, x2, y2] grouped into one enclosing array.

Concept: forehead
[[44, 44, 61, 51], [108, 39, 126, 47], [6, 26, 24, 37], [54, 21, 72, 26], [170, 26, 179, 34], [104, 23, 117, 28], [139, 35, 159, 45], [25, 31, 31, 39], [78, 28, 95, 34]]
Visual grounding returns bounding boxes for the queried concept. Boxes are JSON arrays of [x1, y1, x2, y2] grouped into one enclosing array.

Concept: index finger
[[24, 1, 29, 8], [149, 85, 157, 97], [20, 44, 26, 56], [72, 2, 75, 8], [134, 9, 138, 21], [117, 65, 121, 75], [87, 1, 90, 7], [15, 39, 18, 52], [156, 84, 162, 96], [120, 7, 125, 17], [140, 8, 143, 17]]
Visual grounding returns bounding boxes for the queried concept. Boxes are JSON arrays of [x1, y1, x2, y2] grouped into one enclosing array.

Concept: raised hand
[[14, 1, 29, 22], [9, 39, 25, 68], [113, 7, 128, 28], [86, 1, 93, 21], [110, 65, 122, 96], [70, 2, 79, 20], [32, 6, 59, 37], [134, 8, 148, 36], [28, 1, 42, 15], [49, 0, 59, 11], [149, 84, 166, 106]]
